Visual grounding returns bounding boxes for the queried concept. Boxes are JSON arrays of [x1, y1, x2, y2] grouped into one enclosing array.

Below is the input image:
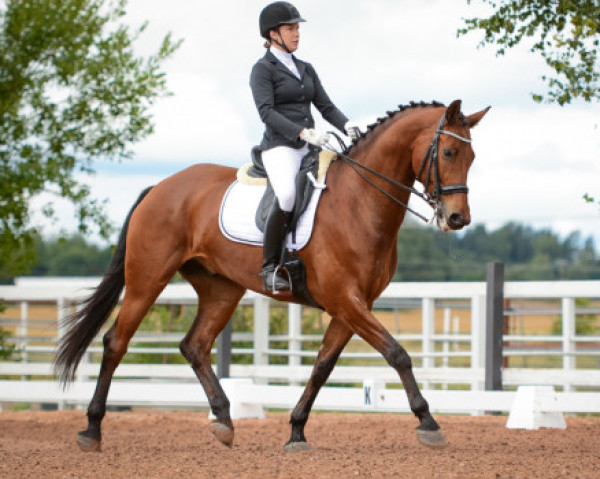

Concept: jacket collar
[[264, 49, 306, 80]]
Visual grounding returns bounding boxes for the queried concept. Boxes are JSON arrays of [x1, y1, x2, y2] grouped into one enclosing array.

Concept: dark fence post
[[485, 262, 504, 391], [217, 320, 232, 379]]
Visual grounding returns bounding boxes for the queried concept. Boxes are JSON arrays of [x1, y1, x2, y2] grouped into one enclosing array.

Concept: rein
[[325, 112, 471, 224]]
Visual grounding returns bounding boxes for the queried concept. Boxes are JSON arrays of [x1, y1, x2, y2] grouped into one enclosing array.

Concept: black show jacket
[[250, 50, 349, 151]]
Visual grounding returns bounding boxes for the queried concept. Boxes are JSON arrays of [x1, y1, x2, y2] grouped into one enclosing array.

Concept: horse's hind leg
[[285, 318, 352, 452], [77, 283, 169, 451], [178, 262, 246, 447]]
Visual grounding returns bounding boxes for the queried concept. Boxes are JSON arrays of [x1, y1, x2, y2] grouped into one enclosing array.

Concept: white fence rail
[[2, 379, 600, 420], [1, 277, 599, 416]]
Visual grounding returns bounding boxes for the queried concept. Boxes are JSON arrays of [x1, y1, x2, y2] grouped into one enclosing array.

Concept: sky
[[34, 0, 600, 250]]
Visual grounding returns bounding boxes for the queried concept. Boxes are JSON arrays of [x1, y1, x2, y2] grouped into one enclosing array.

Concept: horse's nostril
[[448, 213, 464, 229]]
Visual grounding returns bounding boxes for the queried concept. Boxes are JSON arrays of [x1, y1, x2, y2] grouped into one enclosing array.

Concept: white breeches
[[261, 144, 310, 212]]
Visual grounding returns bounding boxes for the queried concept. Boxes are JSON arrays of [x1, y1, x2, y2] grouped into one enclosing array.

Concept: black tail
[[53, 186, 153, 386]]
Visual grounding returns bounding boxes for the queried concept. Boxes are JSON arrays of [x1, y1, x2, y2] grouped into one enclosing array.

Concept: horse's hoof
[[284, 441, 311, 453], [209, 421, 234, 447], [76, 433, 101, 452], [417, 428, 448, 448]]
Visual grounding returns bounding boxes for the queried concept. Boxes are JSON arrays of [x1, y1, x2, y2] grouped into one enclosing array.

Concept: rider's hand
[[301, 128, 331, 147], [345, 121, 361, 140]]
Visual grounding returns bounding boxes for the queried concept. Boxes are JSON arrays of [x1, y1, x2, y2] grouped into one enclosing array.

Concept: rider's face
[[270, 23, 300, 52]]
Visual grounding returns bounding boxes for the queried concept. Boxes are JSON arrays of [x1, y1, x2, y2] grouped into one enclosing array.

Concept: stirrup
[[262, 265, 290, 293]]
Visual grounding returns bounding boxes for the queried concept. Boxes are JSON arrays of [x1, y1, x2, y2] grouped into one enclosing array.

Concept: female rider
[[251, 1, 360, 292]]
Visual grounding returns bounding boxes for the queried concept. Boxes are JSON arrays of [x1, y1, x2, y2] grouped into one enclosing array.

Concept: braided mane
[[346, 100, 446, 154]]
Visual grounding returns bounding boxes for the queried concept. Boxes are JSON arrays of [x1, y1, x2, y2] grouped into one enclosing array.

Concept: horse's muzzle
[[436, 203, 471, 232], [447, 212, 470, 230]]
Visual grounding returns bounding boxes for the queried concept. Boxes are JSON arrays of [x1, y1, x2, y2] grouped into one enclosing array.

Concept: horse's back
[[140, 162, 234, 209], [160, 162, 236, 192]]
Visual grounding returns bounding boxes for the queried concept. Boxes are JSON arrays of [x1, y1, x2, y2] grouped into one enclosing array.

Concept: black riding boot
[[262, 200, 291, 292]]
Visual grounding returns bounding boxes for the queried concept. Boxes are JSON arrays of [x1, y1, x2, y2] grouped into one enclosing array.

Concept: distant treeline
[[28, 236, 113, 278], [3, 221, 599, 283], [395, 220, 599, 281]]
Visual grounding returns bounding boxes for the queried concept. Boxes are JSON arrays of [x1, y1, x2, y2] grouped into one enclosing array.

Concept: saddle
[[242, 145, 334, 309], [248, 145, 322, 236]]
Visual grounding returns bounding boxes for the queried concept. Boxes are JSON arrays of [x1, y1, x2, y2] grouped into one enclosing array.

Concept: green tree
[[0, 301, 16, 360], [0, 0, 181, 277], [394, 220, 599, 281], [459, 0, 599, 105], [584, 192, 600, 212], [0, 234, 112, 282], [31, 235, 112, 276], [0, 327, 16, 360]]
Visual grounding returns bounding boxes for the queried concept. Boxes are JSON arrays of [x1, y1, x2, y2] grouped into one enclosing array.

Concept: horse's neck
[[354, 129, 416, 187], [336, 119, 419, 236]]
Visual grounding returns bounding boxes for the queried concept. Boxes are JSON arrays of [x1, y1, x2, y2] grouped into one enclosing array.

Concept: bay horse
[[54, 99, 489, 452]]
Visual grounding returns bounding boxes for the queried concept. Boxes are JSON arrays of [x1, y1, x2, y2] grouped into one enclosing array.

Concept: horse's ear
[[465, 106, 491, 129], [446, 99, 462, 126]]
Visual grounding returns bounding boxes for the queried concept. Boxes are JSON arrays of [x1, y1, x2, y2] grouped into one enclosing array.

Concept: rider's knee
[[277, 193, 295, 212]]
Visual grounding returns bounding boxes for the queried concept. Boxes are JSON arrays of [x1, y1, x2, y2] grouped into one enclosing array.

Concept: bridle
[[324, 112, 472, 224], [417, 113, 471, 202]]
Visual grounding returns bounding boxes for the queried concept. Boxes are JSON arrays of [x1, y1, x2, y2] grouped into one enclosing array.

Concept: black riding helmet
[[259, 1, 306, 39]]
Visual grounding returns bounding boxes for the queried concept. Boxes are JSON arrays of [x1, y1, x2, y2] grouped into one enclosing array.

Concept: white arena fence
[[1, 276, 599, 419]]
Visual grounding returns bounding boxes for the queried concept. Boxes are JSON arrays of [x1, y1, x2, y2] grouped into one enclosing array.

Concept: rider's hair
[[264, 28, 277, 48]]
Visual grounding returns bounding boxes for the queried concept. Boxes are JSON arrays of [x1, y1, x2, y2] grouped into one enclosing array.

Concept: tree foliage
[[0, 0, 181, 277], [0, 327, 16, 360], [584, 192, 599, 211], [3, 224, 597, 283], [32, 235, 112, 277], [0, 300, 16, 360], [395, 220, 599, 281], [0, 234, 114, 281], [459, 0, 600, 104]]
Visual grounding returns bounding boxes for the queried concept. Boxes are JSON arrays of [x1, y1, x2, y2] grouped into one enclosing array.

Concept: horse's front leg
[[285, 317, 352, 452], [337, 297, 447, 448]]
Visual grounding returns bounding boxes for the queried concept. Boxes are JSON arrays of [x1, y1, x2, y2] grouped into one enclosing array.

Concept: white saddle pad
[[219, 180, 326, 250]]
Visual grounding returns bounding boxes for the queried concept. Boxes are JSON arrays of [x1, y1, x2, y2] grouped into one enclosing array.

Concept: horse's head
[[412, 99, 490, 231]]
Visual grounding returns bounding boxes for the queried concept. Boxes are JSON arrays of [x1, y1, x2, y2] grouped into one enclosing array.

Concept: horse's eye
[[443, 148, 456, 160]]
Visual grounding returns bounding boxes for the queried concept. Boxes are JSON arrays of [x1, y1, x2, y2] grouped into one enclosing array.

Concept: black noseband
[[437, 184, 469, 196]]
